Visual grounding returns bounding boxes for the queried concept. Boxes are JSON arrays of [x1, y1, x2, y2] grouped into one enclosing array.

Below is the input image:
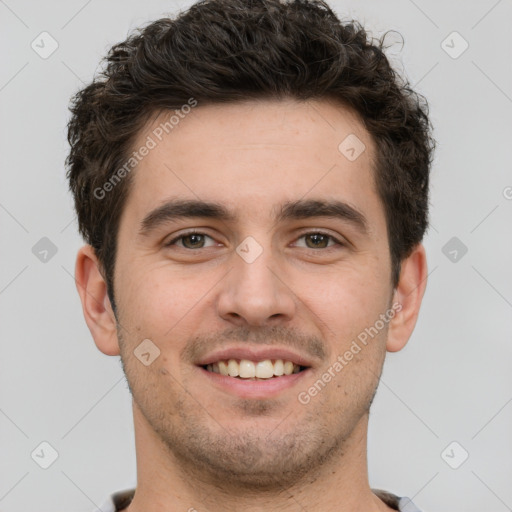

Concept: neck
[[124, 402, 391, 512]]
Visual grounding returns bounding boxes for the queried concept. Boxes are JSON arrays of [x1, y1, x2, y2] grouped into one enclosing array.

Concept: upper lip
[[195, 346, 315, 368]]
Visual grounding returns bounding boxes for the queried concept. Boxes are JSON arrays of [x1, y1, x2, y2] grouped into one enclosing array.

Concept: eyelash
[[165, 230, 344, 250]]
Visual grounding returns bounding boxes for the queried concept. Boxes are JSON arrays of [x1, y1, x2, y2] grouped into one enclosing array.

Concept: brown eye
[[180, 234, 206, 249], [166, 232, 216, 249], [295, 232, 341, 249], [304, 233, 330, 248]]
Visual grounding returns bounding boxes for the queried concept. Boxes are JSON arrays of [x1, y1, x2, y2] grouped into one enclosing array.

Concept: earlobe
[[386, 244, 428, 353], [74, 245, 120, 356]]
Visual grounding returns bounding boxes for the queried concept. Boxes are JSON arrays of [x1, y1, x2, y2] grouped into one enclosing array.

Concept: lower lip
[[198, 366, 310, 399]]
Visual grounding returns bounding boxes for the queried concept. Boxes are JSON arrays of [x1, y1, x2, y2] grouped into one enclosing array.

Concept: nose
[[216, 243, 296, 327]]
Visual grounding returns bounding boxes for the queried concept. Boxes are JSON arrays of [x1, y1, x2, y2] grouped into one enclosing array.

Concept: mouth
[[195, 347, 313, 398], [195, 345, 316, 400], [202, 358, 308, 380]]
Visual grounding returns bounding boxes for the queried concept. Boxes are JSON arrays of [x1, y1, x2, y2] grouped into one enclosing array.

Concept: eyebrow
[[138, 198, 369, 236]]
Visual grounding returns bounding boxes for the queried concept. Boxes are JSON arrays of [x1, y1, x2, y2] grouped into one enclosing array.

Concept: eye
[[294, 232, 343, 249], [164, 230, 344, 251], [165, 231, 217, 249]]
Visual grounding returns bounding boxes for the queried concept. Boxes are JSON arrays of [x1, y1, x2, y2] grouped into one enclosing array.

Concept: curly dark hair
[[66, 0, 434, 315]]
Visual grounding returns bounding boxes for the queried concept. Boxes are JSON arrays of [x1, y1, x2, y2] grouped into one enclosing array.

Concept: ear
[[74, 245, 120, 356], [386, 243, 428, 353]]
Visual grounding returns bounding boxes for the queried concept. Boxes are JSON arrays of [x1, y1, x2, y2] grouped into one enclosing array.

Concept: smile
[[203, 359, 306, 379]]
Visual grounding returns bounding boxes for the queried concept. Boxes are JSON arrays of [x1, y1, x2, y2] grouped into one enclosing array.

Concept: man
[[66, 0, 434, 510]]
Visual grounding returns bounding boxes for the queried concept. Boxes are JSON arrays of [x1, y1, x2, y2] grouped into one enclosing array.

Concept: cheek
[[116, 262, 197, 340], [295, 264, 390, 344]]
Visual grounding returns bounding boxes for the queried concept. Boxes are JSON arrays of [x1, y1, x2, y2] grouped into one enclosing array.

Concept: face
[[113, 98, 394, 488]]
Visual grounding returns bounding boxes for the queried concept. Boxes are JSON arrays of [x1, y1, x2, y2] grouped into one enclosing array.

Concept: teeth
[[273, 359, 284, 376], [205, 358, 303, 379], [227, 359, 239, 377], [218, 360, 229, 376], [283, 361, 294, 375], [255, 360, 274, 379], [239, 360, 256, 378]]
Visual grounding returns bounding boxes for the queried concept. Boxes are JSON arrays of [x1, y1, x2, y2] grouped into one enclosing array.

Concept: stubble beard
[[123, 366, 378, 493], [117, 325, 382, 493]]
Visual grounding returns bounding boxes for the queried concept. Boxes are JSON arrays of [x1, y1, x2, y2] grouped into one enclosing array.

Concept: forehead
[[121, 98, 383, 230]]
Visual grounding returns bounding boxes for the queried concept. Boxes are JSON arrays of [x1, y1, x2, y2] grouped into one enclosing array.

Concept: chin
[[158, 413, 343, 491]]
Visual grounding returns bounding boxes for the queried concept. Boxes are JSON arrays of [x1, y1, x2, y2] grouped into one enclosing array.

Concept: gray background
[[1, 0, 511, 511]]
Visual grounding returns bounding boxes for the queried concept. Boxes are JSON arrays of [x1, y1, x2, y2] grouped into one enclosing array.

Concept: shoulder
[[372, 489, 423, 512], [103, 488, 421, 512], [96, 488, 135, 512]]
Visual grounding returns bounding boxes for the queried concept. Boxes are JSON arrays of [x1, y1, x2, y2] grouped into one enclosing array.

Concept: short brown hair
[[66, 0, 435, 315]]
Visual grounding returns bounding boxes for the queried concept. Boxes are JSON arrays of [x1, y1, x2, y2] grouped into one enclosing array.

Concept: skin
[[75, 98, 427, 512]]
